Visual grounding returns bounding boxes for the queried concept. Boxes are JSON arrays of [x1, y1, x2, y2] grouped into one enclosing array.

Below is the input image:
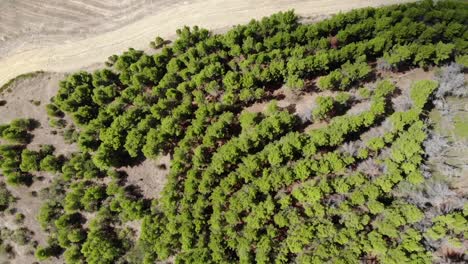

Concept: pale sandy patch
[[121, 155, 171, 200]]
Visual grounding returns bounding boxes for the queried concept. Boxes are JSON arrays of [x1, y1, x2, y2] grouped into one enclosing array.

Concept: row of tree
[[23, 0, 468, 263]]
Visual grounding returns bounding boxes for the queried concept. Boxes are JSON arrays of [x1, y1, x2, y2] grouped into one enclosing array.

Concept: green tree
[[312, 96, 335, 121], [19, 149, 41, 172], [39, 155, 62, 172], [81, 227, 123, 264]]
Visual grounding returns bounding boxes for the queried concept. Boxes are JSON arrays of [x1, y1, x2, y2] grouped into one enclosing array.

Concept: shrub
[[357, 87, 372, 99], [46, 103, 64, 117], [335, 92, 351, 105], [317, 61, 371, 91], [35, 242, 61, 261], [376, 57, 392, 72], [410, 80, 439, 109], [81, 185, 107, 212], [12, 227, 33, 245], [10, 2, 468, 263], [0, 183, 15, 211], [37, 201, 62, 229], [64, 244, 84, 264], [312, 96, 335, 121], [49, 118, 67, 129], [150, 36, 167, 49], [14, 213, 25, 224], [39, 155, 62, 172], [20, 149, 41, 172], [81, 227, 124, 264], [455, 54, 468, 67], [62, 127, 79, 143]]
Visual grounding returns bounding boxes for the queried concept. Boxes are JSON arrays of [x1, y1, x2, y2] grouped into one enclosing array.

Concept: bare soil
[[0, 174, 59, 264], [245, 86, 335, 117], [121, 155, 171, 200], [0, 72, 78, 156]]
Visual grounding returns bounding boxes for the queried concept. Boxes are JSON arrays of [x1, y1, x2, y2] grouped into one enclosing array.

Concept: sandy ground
[[0, 0, 173, 58], [0, 174, 59, 264], [0, 72, 76, 264], [0, 72, 78, 156], [121, 154, 171, 200], [0, 0, 416, 87]]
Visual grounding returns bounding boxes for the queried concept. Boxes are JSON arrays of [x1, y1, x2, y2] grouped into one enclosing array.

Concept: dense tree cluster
[[0, 0, 467, 263], [311, 92, 351, 121], [50, 0, 465, 170], [317, 60, 372, 91], [0, 140, 63, 185]]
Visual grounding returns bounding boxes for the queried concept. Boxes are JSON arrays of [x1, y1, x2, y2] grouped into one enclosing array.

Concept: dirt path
[[0, 0, 415, 87]]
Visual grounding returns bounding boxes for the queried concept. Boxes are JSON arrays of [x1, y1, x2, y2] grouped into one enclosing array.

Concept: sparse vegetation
[[0, 71, 45, 95]]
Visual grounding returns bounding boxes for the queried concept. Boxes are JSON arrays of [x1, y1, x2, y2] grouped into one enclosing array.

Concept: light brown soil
[[245, 86, 335, 117], [0, 72, 78, 156], [391, 67, 435, 92], [0, 0, 176, 59], [0, 175, 60, 264], [121, 155, 171, 200]]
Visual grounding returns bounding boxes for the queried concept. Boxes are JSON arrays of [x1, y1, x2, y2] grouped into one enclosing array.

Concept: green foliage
[[384, 42, 455, 69], [62, 152, 102, 180], [0, 183, 15, 211], [64, 245, 84, 264], [81, 224, 124, 264], [49, 118, 67, 128], [46, 103, 64, 118], [317, 61, 371, 91], [312, 96, 334, 121], [81, 185, 106, 212], [35, 246, 55, 261], [5, 1, 466, 263], [455, 54, 468, 67], [312, 93, 351, 121], [335, 92, 351, 105], [35, 238, 62, 261], [19, 149, 41, 172], [357, 87, 371, 99], [0, 144, 32, 185], [40, 155, 62, 172], [37, 200, 62, 229], [150, 36, 169, 50], [409, 80, 439, 109], [0, 118, 38, 143]]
